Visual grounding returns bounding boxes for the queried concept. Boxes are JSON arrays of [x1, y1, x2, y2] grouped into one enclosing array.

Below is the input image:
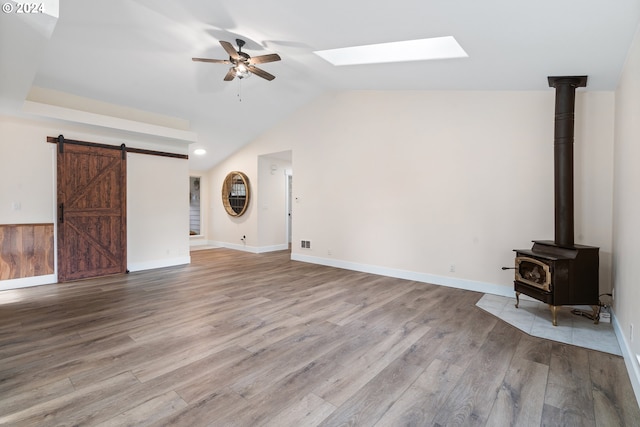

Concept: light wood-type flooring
[[1, 248, 638, 426]]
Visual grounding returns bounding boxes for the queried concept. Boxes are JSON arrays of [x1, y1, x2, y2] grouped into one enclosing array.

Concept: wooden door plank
[[57, 142, 126, 282]]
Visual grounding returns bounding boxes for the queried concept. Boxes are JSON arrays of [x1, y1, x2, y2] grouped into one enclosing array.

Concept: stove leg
[[591, 305, 600, 324], [515, 292, 520, 308], [549, 305, 558, 326]]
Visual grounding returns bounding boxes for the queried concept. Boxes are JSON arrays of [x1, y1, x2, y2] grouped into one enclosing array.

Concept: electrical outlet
[[449, 264, 456, 273]]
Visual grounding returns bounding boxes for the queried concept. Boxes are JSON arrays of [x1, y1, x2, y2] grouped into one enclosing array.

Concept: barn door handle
[[58, 203, 64, 223]]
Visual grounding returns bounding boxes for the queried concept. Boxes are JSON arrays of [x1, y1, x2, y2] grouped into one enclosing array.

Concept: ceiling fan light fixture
[[233, 63, 251, 79], [314, 36, 468, 66], [193, 39, 279, 81]]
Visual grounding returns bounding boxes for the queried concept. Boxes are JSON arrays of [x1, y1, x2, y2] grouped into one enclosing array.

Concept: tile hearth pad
[[477, 294, 620, 355]]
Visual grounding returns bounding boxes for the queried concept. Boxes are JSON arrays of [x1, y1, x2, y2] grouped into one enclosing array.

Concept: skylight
[[313, 36, 468, 66]]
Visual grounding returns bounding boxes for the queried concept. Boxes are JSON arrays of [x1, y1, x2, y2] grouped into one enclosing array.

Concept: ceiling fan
[[192, 39, 281, 81]]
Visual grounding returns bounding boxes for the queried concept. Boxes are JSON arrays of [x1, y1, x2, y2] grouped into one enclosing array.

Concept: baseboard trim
[[209, 241, 289, 254], [290, 253, 513, 297], [257, 244, 289, 254], [612, 312, 640, 406], [189, 238, 210, 247], [0, 256, 194, 289], [128, 256, 191, 272], [189, 240, 221, 251], [0, 274, 57, 291]]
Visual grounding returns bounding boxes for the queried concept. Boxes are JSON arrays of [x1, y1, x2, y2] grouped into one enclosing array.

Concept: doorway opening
[[189, 176, 202, 236], [258, 150, 292, 252]]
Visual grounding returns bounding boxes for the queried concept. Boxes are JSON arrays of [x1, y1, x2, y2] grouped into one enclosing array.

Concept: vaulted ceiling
[[2, 0, 639, 170]]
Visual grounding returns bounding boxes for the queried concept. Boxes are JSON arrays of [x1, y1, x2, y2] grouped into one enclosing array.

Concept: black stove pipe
[[547, 76, 587, 248]]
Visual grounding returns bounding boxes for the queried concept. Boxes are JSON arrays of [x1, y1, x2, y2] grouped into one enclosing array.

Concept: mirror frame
[[221, 171, 250, 217]]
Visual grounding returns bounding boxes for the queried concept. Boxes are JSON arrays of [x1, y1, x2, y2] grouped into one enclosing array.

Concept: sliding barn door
[[57, 142, 127, 282]]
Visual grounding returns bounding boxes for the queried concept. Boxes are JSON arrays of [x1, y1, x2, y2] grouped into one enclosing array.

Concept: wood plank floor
[[1, 248, 638, 426]]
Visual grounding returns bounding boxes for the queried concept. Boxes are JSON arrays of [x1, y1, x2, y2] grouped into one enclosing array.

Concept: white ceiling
[[2, 0, 639, 170]]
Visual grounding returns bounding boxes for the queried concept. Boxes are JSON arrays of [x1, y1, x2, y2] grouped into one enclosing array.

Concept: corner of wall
[[613, 311, 640, 406]]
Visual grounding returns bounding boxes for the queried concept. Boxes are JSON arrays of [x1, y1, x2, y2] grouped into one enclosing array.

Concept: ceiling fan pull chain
[[237, 79, 242, 102]]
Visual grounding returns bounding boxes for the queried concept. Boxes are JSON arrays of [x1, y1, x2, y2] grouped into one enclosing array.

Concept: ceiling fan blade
[[249, 53, 281, 65], [223, 68, 236, 81], [220, 40, 240, 60], [248, 65, 276, 81], [192, 58, 231, 64]]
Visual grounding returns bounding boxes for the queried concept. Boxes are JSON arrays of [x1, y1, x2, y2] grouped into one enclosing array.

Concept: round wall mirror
[[221, 171, 250, 217]]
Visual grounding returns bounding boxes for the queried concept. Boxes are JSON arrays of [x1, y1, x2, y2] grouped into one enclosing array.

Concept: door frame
[[286, 171, 293, 245]]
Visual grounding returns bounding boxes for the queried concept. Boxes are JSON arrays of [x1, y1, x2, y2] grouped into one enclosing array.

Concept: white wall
[[0, 114, 191, 287], [208, 90, 614, 296], [127, 153, 190, 271], [207, 155, 259, 251], [613, 24, 640, 401], [0, 116, 56, 224], [574, 92, 616, 290], [205, 149, 293, 253]]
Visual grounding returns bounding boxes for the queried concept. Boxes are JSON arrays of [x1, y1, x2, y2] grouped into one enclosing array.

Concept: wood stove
[[511, 76, 600, 326], [514, 241, 599, 326]]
